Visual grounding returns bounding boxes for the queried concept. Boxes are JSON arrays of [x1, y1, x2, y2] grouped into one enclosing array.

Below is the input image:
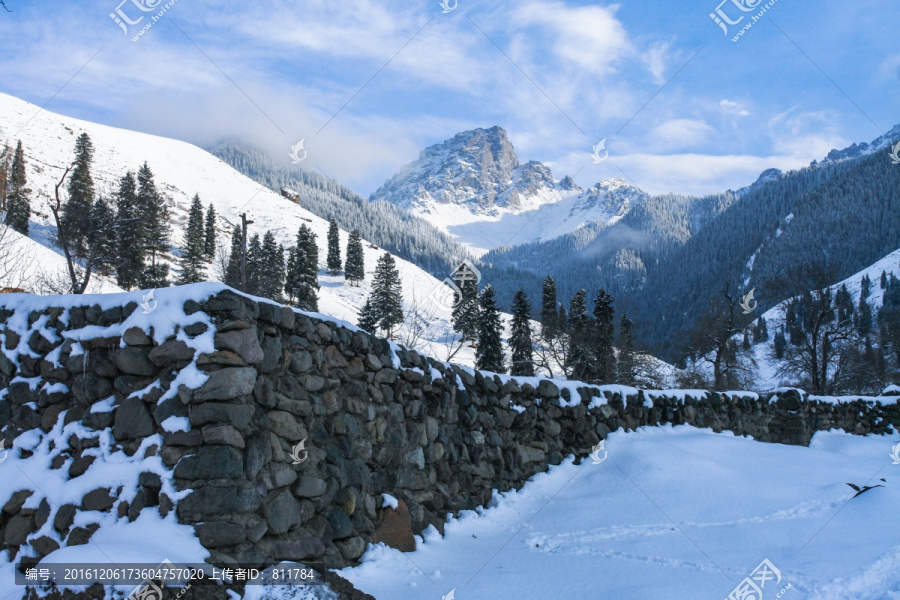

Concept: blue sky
[[0, 0, 898, 197]]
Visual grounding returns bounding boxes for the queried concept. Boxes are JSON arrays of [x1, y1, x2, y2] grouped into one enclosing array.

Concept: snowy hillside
[[369, 127, 642, 256], [0, 92, 493, 368], [342, 425, 900, 599], [749, 247, 900, 390]]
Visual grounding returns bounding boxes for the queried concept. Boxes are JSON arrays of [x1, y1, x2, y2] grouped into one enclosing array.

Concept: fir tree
[[285, 225, 319, 310], [245, 234, 263, 295], [742, 330, 751, 351], [62, 133, 95, 258], [773, 325, 787, 359], [592, 288, 616, 384], [357, 296, 379, 333], [881, 270, 888, 289], [344, 229, 364, 285], [753, 316, 769, 343], [451, 263, 480, 342], [90, 197, 117, 275], [476, 285, 505, 373], [371, 252, 403, 337], [857, 295, 873, 337], [540, 275, 558, 338], [115, 172, 144, 290], [257, 231, 285, 300], [224, 225, 243, 289], [557, 304, 567, 332], [137, 162, 170, 270], [566, 290, 591, 380], [326, 218, 342, 274], [204, 203, 217, 260], [178, 194, 207, 284], [860, 274, 871, 300], [509, 289, 534, 376], [4, 141, 29, 234]]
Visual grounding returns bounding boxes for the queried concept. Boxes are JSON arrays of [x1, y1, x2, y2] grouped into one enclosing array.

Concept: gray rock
[[537, 380, 559, 399], [114, 398, 155, 440], [177, 485, 262, 522], [193, 367, 257, 402], [259, 335, 282, 373], [4, 514, 35, 545], [148, 340, 194, 366], [253, 376, 276, 408], [66, 524, 99, 546], [115, 347, 158, 376], [268, 537, 326, 561], [264, 490, 302, 535], [290, 351, 313, 374], [3, 490, 33, 515], [326, 508, 353, 540], [215, 329, 264, 364], [195, 521, 247, 548], [202, 424, 245, 448], [53, 504, 77, 532], [294, 475, 328, 498], [189, 402, 255, 429], [243, 432, 272, 479], [303, 374, 325, 392], [336, 536, 367, 561], [82, 488, 115, 511], [30, 535, 60, 556], [174, 445, 243, 480], [268, 410, 307, 441]]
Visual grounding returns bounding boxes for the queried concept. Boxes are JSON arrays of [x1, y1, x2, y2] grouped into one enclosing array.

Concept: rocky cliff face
[[0, 285, 896, 597]]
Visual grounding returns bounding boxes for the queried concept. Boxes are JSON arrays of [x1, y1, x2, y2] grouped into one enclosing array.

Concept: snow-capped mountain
[[817, 123, 900, 165], [370, 126, 643, 256]]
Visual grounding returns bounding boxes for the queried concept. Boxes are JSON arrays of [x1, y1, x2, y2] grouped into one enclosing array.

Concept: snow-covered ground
[[342, 426, 900, 600]]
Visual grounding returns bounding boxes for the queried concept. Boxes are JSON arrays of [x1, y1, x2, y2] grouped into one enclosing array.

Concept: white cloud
[[648, 118, 715, 152], [720, 99, 750, 117]]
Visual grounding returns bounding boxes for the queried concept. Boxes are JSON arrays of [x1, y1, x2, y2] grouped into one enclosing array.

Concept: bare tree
[[0, 223, 34, 291], [397, 291, 438, 353], [772, 261, 857, 394], [685, 283, 756, 390]]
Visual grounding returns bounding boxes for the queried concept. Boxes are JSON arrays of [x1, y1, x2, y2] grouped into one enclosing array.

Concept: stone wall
[[0, 287, 897, 574]]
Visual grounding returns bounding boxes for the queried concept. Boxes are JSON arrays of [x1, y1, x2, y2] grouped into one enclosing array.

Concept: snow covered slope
[[342, 425, 900, 600], [0, 92, 492, 367], [749, 247, 900, 390], [369, 127, 643, 256]]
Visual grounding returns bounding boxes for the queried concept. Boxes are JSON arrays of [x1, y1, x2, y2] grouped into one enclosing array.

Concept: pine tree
[[371, 252, 403, 337], [557, 304, 567, 332], [592, 288, 616, 384], [836, 284, 853, 323], [4, 141, 29, 234], [90, 197, 117, 275], [860, 275, 871, 300], [115, 172, 144, 290], [286, 225, 319, 310], [357, 296, 379, 333], [509, 289, 534, 376], [742, 330, 751, 351], [540, 275, 558, 338], [0, 142, 11, 213], [566, 290, 591, 380], [858, 295, 873, 337], [774, 325, 787, 359], [62, 133, 95, 258], [204, 203, 217, 260], [178, 194, 207, 285], [224, 225, 243, 289], [881, 270, 888, 289], [246, 233, 263, 295], [476, 285, 505, 373], [344, 229, 364, 285], [137, 163, 170, 267], [257, 231, 285, 300], [326, 218, 342, 275], [451, 263, 480, 342], [618, 314, 636, 385]]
